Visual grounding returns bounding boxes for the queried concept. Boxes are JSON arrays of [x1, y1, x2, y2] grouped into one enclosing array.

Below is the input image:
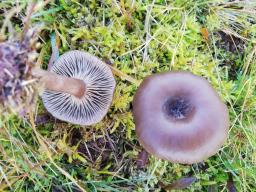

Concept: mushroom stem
[[32, 68, 86, 98]]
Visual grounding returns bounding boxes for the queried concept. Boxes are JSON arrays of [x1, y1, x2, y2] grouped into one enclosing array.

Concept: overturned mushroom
[[133, 71, 229, 164], [33, 50, 115, 125]]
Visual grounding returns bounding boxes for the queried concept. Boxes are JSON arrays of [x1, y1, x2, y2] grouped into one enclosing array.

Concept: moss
[[0, 0, 256, 191]]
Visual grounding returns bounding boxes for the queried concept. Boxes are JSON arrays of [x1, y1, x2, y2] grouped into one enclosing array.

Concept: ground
[[0, 0, 256, 191]]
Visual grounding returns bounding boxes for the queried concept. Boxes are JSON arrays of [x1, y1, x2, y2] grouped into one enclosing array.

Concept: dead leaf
[[201, 27, 209, 42], [136, 150, 149, 168], [160, 176, 197, 191]]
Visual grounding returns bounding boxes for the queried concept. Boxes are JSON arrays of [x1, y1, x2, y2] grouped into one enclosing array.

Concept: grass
[[0, 0, 256, 191]]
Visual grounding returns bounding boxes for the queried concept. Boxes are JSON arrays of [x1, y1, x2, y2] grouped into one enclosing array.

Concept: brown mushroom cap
[[133, 71, 229, 164]]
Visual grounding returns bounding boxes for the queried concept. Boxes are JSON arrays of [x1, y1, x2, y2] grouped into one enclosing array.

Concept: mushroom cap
[[42, 50, 116, 125], [133, 71, 229, 164]]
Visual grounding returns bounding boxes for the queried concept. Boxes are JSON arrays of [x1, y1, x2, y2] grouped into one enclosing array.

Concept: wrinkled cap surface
[[133, 71, 229, 164], [42, 50, 116, 125]]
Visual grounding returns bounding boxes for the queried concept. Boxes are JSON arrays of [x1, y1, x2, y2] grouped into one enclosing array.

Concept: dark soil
[[214, 31, 246, 80], [215, 31, 245, 53], [69, 127, 139, 176]]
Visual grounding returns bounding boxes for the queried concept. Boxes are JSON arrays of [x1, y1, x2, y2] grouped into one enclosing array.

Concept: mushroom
[[132, 71, 229, 164], [32, 50, 116, 125]]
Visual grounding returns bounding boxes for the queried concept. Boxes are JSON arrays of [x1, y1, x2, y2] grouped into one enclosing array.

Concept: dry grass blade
[[109, 65, 140, 86], [243, 45, 256, 76], [0, 5, 23, 36], [21, 1, 37, 40], [28, 112, 87, 192], [0, 165, 12, 190]]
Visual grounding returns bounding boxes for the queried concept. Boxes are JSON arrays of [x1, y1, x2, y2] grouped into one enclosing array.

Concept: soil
[[214, 31, 246, 80], [69, 127, 138, 175], [35, 112, 63, 125], [215, 31, 245, 53]]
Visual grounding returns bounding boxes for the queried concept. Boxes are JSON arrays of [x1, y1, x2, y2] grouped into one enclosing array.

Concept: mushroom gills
[[40, 50, 116, 125]]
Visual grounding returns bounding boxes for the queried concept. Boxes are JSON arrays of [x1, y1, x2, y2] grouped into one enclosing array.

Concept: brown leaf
[[200, 27, 209, 42], [136, 150, 149, 168], [160, 177, 197, 191]]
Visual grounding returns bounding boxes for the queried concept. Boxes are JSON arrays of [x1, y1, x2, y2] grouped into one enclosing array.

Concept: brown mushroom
[[132, 71, 229, 164], [32, 50, 116, 125]]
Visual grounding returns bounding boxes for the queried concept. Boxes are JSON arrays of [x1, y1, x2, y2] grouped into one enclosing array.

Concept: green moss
[[0, 0, 256, 191]]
